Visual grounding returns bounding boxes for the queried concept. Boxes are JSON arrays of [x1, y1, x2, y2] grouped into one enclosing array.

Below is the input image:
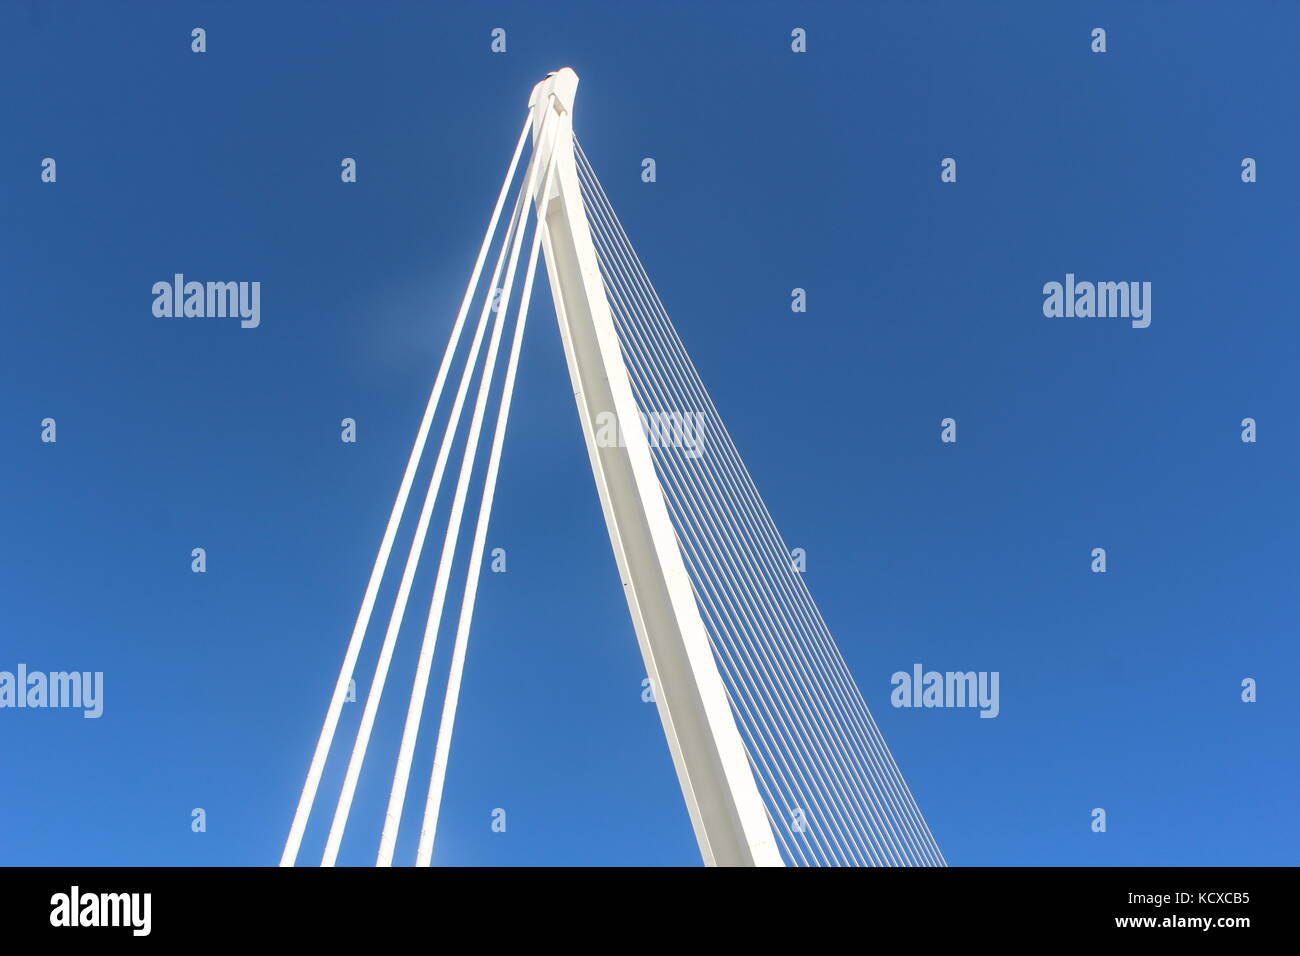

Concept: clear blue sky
[[2, 1, 1296, 866]]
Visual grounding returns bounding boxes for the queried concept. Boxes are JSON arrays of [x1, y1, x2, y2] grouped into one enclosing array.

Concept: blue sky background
[[2, 0, 1297, 866]]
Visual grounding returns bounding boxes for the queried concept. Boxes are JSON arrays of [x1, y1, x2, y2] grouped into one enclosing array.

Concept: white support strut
[[280, 114, 535, 868], [526, 69, 783, 867], [375, 99, 559, 868]]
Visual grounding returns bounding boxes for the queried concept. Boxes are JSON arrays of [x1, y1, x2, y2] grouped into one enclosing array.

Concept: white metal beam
[[526, 68, 783, 867]]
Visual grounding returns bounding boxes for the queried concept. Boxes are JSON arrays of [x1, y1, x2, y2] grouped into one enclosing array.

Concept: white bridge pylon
[[280, 68, 944, 868]]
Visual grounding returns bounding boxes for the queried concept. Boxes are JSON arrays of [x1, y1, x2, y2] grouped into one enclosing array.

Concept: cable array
[[575, 138, 945, 866]]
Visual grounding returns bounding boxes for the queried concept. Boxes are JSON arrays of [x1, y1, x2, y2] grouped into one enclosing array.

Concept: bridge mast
[[527, 69, 783, 867]]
